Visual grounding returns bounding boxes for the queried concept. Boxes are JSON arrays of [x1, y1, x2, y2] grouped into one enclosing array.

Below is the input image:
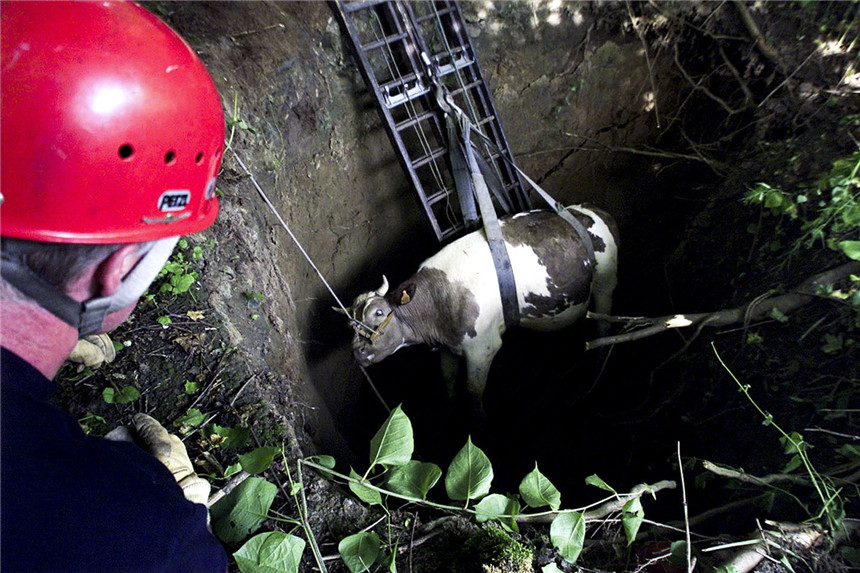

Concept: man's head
[[0, 1, 225, 336]]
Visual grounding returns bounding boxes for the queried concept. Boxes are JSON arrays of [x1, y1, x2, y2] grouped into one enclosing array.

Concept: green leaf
[[173, 408, 206, 433], [156, 315, 172, 326], [622, 497, 644, 545], [210, 477, 277, 545], [234, 531, 305, 573], [822, 333, 844, 353], [780, 431, 806, 454], [444, 436, 493, 502], [348, 467, 382, 506], [304, 455, 336, 479], [782, 454, 803, 473], [171, 273, 197, 293], [211, 424, 251, 451], [839, 240, 860, 261], [519, 463, 561, 511], [542, 564, 564, 573], [339, 531, 381, 573], [224, 463, 242, 478], [475, 493, 521, 532], [239, 446, 280, 475], [768, 307, 789, 323], [102, 386, 139, 404], [368, 405, 414, 470], [584, 474, 616, 495], [386, 460, 442, 499], [550, 511, 586, 563]]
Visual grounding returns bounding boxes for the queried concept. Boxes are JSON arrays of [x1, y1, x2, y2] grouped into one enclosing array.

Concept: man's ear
[[95, 244, 143, 297]]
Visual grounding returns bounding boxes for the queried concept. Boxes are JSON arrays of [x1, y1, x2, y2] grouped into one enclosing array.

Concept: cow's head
[[337, 276, 416, 367]]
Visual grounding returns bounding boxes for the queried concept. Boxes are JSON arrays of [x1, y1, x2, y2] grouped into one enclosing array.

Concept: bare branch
[[731, 0, 784, 71], [517, 480, 677, 524], [587, 261, 860, 350]]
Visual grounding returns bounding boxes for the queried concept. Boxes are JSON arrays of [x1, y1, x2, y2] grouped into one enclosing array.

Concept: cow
[[339, 204, 619, 414]]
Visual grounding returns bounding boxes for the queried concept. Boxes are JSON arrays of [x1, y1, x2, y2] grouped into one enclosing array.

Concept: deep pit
[[54, 2, 860, 570]]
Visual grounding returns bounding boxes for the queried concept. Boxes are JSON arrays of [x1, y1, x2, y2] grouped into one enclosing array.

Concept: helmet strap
[[1, 237, 178, 337]]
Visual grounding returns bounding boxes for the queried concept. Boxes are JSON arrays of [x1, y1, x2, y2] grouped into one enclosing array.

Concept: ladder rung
[[360, 31, 410, 52], [426, 187, 454, 206], [341, 0, 389, 14], [446, 79, 484, 97], [440, 226, 462, 241], [394, 109, 436, 132], [410, 147, 447, 169], [413, 7, 455, 23], [378, 72, 421, 92]]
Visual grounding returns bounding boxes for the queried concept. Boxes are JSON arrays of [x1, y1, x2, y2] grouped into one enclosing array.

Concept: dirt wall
[[150, 1, 703, 461]]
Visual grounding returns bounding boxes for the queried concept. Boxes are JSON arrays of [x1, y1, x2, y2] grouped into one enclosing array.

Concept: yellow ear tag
[[400, 290, 411, 305]]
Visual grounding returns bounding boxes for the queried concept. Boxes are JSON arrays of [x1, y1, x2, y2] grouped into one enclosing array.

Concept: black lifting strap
[[456, 115, 520, 327]]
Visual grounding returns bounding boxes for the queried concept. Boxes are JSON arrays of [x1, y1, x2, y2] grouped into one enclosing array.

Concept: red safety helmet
[[1, 0, 225, 244]]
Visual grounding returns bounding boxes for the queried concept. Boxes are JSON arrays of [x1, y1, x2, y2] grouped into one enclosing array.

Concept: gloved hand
[[132, 413, 211, 507], [67, 333, 117, 368]]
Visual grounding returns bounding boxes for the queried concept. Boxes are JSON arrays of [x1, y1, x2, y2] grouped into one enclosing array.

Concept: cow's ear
[[398, 282, 416, 306]]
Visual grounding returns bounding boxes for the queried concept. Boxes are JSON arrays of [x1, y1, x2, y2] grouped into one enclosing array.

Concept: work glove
[[131, 413, 211, 507], [67, 333, 117, 368]]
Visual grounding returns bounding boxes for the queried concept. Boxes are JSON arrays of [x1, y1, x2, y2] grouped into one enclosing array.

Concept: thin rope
[[231, 150, 350, 314], [232, 149, 391, 414]]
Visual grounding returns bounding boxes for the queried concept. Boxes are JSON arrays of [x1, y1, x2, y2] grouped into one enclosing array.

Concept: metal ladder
[[333, 0, 531, 243]]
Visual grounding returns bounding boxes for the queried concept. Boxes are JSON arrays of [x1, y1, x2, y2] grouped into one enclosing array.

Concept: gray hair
[[1, 238, 123, 291]]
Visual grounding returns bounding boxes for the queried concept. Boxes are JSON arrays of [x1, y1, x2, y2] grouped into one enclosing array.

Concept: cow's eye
[[375, 309, 384, 317]]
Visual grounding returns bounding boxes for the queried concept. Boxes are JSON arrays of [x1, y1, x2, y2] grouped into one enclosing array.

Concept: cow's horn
[[376, 275, 389, 297]]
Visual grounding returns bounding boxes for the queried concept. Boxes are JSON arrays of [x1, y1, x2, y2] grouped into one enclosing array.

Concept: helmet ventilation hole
[[164, 150, 176, 164], [118, 144, 134, 159], [195, 152, 204, 165]]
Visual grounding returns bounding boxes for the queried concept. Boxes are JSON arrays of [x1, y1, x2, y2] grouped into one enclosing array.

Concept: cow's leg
[[439, 349, 462, 399], [463, 336, 502, 416], [592, 263, 618, 337]]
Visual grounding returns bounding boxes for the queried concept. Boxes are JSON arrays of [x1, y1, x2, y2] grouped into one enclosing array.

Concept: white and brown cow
[[340, 204, 619, 413]]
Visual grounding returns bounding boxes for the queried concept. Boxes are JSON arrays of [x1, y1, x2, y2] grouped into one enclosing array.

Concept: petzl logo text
[[158, 190, 190, 212]]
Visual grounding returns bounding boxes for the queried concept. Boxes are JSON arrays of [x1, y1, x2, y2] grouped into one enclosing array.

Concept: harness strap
[[446, 113, 479, 227], [460, 115, 520, 327], [465, 128, 596, 269]]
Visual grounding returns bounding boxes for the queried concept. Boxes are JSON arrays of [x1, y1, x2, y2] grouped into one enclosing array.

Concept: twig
[[626, 0, 661, 128], [674, 43, 743, 116], [804, 427, 860, 442], [229, 22, 285, 39], [519, 480, 677, 524], [718, 41, 755, 107], [678, 443, 693, 573], [713, 521, 825, 573], [731, 0, 783, 70], [229, 374, 257, 407], [702, 460, 808, 487], [207, 469, 251, 507], [562, 133, 721, 165], [757, 49, 817, 109]]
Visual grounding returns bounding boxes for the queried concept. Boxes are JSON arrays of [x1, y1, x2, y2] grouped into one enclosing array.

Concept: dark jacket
[[1, 348, 227, 572]]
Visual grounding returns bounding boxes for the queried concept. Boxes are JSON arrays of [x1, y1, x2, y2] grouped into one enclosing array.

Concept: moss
[[461, 524, 535, 573]]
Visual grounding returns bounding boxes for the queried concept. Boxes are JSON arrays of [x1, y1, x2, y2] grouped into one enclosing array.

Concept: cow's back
[[418, 206, 617, 334]]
